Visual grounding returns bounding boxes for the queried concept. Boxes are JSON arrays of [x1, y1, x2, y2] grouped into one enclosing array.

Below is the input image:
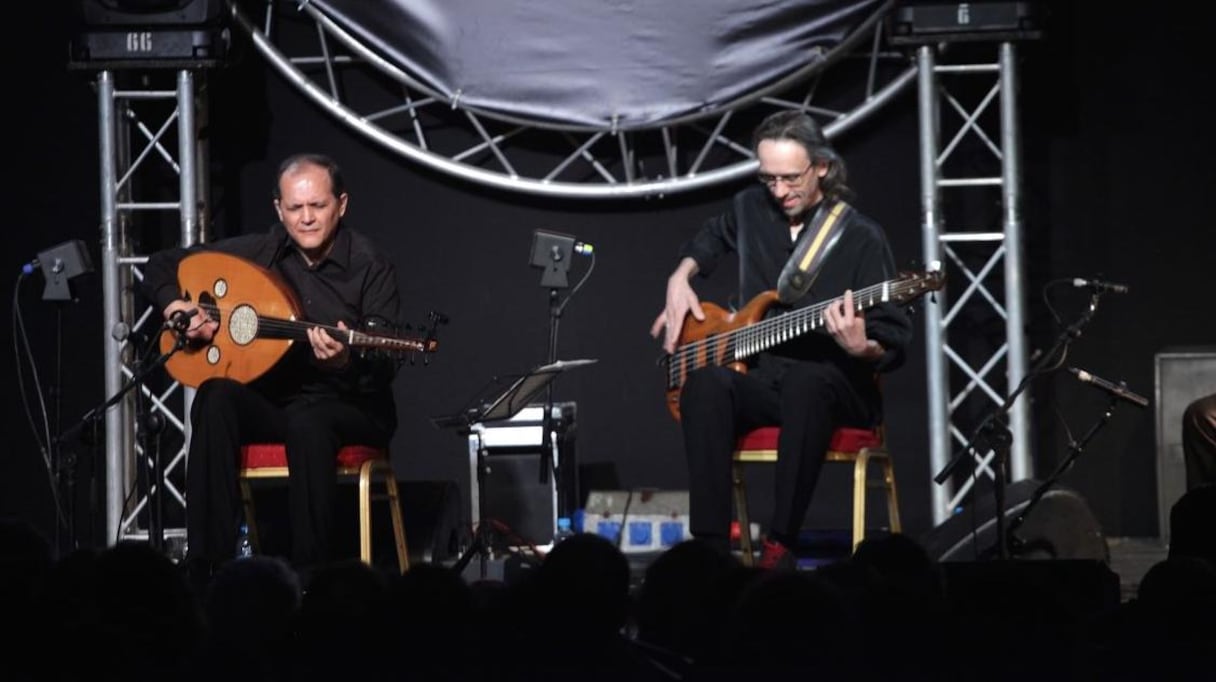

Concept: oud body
[[158, 251, 436, 387]]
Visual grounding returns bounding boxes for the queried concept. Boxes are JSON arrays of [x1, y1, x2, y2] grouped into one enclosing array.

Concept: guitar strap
[[777, 199, 853, 303]]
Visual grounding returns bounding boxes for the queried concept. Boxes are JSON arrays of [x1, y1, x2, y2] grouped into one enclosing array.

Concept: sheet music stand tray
[[432, 358, 597, 579]]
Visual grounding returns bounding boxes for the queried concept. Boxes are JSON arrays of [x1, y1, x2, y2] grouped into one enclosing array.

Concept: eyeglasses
[[757, 165, 812, 187]]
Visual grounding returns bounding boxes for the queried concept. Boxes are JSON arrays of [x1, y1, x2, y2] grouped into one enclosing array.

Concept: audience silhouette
[[3, 501, 1213, 682]]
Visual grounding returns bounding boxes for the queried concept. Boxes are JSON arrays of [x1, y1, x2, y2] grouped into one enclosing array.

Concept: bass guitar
[[664, 266, 944, 420], [158, 251, 440, 388]]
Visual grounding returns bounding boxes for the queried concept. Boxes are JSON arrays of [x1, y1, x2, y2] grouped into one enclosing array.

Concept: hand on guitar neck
[[823, 289, 885, 361], [307, 320, 351, 369]]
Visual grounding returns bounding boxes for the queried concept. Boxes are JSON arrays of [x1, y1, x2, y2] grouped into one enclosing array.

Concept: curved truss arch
[[229, 0, 917, 199]]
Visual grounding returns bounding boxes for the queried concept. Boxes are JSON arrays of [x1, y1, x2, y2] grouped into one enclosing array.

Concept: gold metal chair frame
[[238, 451, 410, 572], [732, 427, 902, 566]]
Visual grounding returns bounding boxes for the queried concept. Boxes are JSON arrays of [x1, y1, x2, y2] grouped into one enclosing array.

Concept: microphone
[[1072, 278, 1129, 294], [1068, 367, 1149, 408], [547, 240, 593, 260], [165, 308, 198, 332]]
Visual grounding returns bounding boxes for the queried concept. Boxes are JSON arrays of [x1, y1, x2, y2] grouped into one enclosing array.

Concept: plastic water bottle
[[236, 523, 254, 559], [553, 516, 575, 545]]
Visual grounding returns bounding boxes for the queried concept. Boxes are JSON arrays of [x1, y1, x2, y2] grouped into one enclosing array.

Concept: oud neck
[[254, 315, 351, 343]]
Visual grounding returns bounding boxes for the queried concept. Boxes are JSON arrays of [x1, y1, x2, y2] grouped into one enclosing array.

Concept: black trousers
[[1183, 392, 1216, 490], [678, 361, 877, 549], [186, 378, 391, 567]]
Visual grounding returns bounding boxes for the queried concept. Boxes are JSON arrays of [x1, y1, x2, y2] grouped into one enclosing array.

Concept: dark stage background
[[5, 3, 1214, 556]]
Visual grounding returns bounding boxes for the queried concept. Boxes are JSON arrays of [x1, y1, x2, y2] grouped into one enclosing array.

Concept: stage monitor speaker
[[887, 1, 1043, 45], [920, 479, 1109, 562], [1154, 346, 1216, 542], [70, 0, 230, 68], [78, 0, 224, 26], [469, 402, 578, 550]]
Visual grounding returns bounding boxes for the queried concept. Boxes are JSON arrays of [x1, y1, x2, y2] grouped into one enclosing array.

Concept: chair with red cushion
[[731, 425, 901, 566], [238, 444, 410, 572]]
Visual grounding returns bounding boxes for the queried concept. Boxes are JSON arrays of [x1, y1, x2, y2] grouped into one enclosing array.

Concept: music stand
[[432, 358, 597, 579]]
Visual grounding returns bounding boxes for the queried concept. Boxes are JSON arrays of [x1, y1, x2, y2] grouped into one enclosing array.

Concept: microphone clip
[[166, 308, 198, 333]]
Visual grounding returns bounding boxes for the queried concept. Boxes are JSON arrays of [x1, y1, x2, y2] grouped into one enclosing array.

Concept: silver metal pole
[[999, 43, 1032, 482], [917, 47, 952, 525], [98, 71, 126, 546], [176, 70, 201, 465], [177, 71, 200, 248]]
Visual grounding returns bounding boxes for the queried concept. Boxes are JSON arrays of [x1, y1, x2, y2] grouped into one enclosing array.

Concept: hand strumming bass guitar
[[158, 251, 441, 388], [663, 266, 944, 421]]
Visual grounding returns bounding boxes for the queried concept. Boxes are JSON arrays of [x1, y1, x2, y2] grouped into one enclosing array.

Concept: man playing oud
[[650, 111, 913, 569], [142, 153, 406, 580]]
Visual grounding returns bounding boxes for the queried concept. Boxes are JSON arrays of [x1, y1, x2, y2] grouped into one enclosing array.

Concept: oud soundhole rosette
[[229, 304, 258, 346]]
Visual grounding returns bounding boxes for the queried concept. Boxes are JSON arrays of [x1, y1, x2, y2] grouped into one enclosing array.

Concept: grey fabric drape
[[312, 0, 886, 128]]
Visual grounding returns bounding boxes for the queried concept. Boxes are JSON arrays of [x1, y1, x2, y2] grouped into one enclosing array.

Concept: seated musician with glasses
[[649, 110, 912, 569]]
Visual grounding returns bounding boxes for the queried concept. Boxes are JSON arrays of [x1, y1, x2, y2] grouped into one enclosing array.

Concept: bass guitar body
[[664, 290, 779, 421]]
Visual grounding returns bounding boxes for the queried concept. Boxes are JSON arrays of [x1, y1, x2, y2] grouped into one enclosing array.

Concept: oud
[[158, 251, 438, 388]]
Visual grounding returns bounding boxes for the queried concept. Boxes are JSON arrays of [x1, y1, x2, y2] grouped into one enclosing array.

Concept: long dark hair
[[751, 111, 851, 201]]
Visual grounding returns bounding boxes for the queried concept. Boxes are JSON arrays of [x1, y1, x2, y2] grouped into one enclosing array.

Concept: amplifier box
[[468, 402, 577, 550], [1155, 347, 1216, 542]]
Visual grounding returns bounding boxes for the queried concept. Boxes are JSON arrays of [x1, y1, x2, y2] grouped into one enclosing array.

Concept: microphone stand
[[934, 290, 1104, 560], [1006, 394, 1119, 556], [539, 287, 562, 495], [51, 302, 74, 554], [57, 326, 190, 551]]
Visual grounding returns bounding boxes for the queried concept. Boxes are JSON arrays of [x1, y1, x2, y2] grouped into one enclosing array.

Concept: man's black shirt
[[141, 222, 403, 427], [678, 184, 913, 378]]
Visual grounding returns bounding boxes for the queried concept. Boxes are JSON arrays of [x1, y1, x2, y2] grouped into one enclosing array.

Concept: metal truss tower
[[92, 68, 207, 552], [914, 38, 1035, 525]]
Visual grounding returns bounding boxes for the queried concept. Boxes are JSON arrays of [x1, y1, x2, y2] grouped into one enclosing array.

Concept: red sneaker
[[758, 538, 795, 570]]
